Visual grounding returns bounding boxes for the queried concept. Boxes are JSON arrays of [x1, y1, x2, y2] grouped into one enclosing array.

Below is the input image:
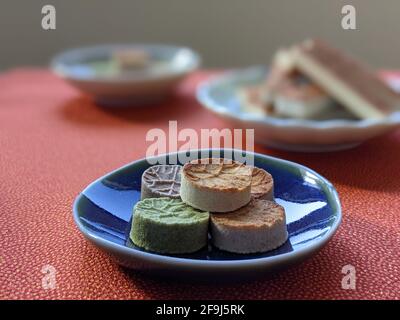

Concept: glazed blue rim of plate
[[51, 43, 201, 82], [196, 66, 400, 129], [73, 149, 342, 267]]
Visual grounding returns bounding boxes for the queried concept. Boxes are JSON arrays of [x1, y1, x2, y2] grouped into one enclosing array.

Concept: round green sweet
[[130, 197, 209, 254]]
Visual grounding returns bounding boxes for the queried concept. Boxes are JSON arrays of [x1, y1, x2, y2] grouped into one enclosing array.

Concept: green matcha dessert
[[130, 197, 209, 254]]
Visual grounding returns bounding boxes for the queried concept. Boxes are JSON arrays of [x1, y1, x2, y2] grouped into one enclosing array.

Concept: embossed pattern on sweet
[[141, 165, 182, 199], [180, 158, 252, 212]]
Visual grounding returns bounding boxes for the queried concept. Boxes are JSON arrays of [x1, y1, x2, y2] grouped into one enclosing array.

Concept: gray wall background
[[0, 0, 399, 70]]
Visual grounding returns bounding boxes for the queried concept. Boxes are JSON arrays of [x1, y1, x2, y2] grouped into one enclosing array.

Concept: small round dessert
[[130, 197, 209, 254], [141, 165, 182, 200], [251, 167, 274, 200], [112, 49, 149, 70], [210, 199, 288, 254], [180, 158, 252, 212]]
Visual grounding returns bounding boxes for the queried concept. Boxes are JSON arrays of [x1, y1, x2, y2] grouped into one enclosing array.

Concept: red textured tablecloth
[[0, 69, 399, 300]]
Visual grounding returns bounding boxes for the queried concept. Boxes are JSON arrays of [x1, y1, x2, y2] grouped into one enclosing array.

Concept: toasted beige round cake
[[141, 165, 182, 200], [180, 158, 252, 212], [251, 167, 274, 200], [210, 199, 288, 254]]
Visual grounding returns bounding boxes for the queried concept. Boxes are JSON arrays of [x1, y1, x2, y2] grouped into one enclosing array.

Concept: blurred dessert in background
[[112, 49, 150, 70], [291, 39, 400, 119], [239, 39, 400, 120], [87, 48, 169, 77], [269, 69, 335, 119]]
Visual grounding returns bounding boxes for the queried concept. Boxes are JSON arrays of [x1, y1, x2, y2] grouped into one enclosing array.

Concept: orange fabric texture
[[0, 69, 399, 300]]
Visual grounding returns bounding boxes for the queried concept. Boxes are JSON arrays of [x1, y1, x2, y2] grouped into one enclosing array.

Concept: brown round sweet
[[251, 167, 274, 200], [210, 199, 288, 253], [183, 158, 252, 192], [141, 165, 182, 200], [211, 200, 285, 228], [180, 158, 252, 212]]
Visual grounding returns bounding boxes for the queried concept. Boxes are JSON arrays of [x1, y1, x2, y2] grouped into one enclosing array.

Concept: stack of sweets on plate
[[130, 159, 288, 254], [239, 39, 400, 120]]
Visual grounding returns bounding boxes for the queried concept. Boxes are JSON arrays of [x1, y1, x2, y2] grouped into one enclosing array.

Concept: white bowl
[[51, 44, 201, 106], [197, 67, 400, 152]]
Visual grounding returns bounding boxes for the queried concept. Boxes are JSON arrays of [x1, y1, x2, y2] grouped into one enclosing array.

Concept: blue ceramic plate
[[73, 149, 341, 279]]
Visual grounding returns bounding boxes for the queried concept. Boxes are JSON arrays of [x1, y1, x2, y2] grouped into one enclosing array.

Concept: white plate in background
[[197, 67, 400, 152]]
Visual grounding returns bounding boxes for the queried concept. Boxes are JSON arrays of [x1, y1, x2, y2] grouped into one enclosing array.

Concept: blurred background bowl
[[51, 43, 201, 107], [197, 67, 400, 152]]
